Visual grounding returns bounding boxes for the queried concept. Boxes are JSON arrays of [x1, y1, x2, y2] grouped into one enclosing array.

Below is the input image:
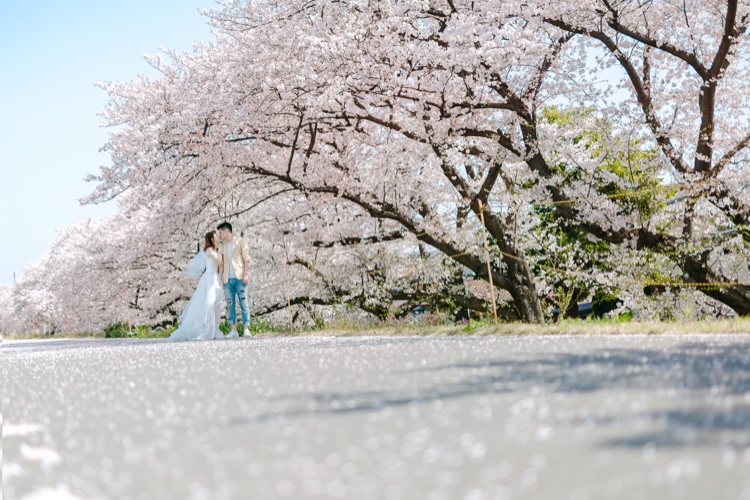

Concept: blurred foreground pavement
[[3, 334, 750, 499]]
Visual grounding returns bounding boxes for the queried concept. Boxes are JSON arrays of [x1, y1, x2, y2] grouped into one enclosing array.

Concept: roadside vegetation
[[4, 316, 749, 341]]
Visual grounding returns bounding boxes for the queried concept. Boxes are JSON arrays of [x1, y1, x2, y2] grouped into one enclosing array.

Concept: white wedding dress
[[168, 249, 224, 342]]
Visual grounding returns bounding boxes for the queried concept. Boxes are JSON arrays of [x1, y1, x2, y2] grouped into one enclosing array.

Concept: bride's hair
[[204, 231, 217, 251]]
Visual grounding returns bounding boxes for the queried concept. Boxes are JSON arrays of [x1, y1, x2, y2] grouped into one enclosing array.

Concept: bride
[[169, 231, 226, 342]]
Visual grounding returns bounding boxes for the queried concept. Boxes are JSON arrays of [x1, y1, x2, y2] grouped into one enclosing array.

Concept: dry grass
[[5, 317, 749, 341], [2, 331, 105, 341], [259, 317, 750, 338]]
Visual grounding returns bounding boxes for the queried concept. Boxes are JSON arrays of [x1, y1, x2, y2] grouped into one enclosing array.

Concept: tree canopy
[[5, 0, 749, 333]]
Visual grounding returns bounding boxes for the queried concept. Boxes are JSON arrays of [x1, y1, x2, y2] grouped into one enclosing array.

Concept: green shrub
[[245, 318, 278, 335], [462, 317, 495, 332], [220, 318, 278, 336], [160, 324, 178, 336], [103, 323, 178, 339], [104, 322, 131, 338], [133, 325, 172, 338]]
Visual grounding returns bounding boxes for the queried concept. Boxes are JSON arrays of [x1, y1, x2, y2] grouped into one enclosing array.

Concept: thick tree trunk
[[504, 257, 545, 323], [468, 194, 545, 323], [683, 252, 750, 316]]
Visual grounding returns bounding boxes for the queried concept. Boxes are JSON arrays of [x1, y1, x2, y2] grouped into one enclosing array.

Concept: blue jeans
[[224, 278, 250, 326]]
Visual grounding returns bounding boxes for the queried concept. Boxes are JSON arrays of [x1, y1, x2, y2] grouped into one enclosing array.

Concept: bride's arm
[[207, 249, 222, 266], [216, 249, 224, 276]]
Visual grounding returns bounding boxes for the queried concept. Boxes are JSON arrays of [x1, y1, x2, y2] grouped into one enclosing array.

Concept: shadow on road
[[410, 341, 750, 395], [231, 341, 750, 448]]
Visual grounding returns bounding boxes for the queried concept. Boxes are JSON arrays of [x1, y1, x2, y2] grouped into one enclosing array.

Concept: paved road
[[3, 334, 750, 499]]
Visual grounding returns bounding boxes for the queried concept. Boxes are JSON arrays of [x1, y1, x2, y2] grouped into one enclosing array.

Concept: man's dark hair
[[217, 222, 233, 233]]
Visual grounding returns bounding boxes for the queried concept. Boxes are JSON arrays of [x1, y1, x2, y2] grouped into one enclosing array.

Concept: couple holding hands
[[169, 222, 252, 342]]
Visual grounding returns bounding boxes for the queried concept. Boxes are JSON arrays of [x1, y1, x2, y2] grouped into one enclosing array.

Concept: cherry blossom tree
[[100, 0, 564, 321], [9, 0, 747, 333], [536, 0, 750, 313], [90, 12, 531, 322], [0, 284, 17, 334], [205, 0, 747, 317], [83, 0, 749, 323], [11, 258, 60, 334]]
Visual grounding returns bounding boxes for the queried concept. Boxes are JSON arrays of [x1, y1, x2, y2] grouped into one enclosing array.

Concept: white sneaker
[[225, 329, 239, 339], [243, 328, 252, 337]]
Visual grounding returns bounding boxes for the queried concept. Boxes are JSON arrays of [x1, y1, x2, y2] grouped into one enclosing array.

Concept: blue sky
[[0, 1, 215, 285]]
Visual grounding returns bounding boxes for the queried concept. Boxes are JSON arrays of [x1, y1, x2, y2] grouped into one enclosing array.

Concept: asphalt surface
[[3, 334, 750, 499]]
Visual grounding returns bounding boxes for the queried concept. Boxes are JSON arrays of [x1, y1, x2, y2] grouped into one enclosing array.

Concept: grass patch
[[4, 317, 749, 340]]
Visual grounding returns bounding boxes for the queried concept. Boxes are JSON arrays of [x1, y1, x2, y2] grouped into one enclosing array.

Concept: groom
[[217, 222, 252, 338]]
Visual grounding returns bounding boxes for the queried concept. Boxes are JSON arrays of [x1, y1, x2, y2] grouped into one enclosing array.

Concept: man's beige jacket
[[221, 237, 250, 284]]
